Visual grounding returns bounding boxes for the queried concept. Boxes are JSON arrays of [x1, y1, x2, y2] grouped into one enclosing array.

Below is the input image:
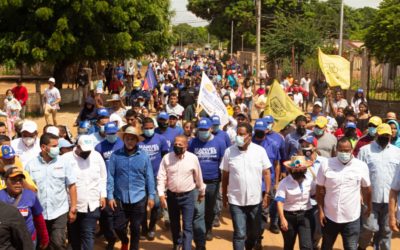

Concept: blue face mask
[[198, 131, 210, 141], [143, 129, 155, 137], [313, 127, 324, 136], [368, 127, 377, 136], [106, 134, 118, 143], [266, 123, 273, 131], [212, 125, 220, 132], [99, 125, 105, 133], [235, 135, 246, 147], [48, 146, 60, 159]]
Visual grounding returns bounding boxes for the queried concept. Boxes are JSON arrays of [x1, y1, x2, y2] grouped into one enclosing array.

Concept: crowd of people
[[0, 53, 400, 250]]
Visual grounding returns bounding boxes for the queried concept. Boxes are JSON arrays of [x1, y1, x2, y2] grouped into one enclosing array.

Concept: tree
[[172, 24, 208, 47], [364, 0, 400, 65], [0, 0, 174, 88]]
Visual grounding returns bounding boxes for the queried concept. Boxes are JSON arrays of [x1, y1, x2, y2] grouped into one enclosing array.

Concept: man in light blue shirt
[[107, 126, 155, 250], [358, 124, 400, 250], [25, 133, 77, 250], [285, 115, 310, 160]]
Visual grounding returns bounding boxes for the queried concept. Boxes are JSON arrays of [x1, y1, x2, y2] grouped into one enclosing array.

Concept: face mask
[[337, 152, 352, 164], [266, 124, 273, 131], [302, 147, 313, 159], [254, 130, 265, 139], [135, 87, 141, 91], [22, 137, 35, 147], [159, 122, 168, 128], [99, 125, 105, 133], [173, 145, 185, 155], [376, 136, 390, 148], [7, 96, 12, 101], [296, 127, 306, 136], [106, 134, 118, 143], [223, 99, 230, 105], [139, 102, 145, 107], [79, 151, 91, 159], [212, 125, 220, 132], [368, 127, 377, 137], [291, 171, 306, 181], [313, 127, 324, 136], [198, 131, 210, 141], [48, 146, 60, 159], [345, 129, 356, 138], [235, 135, 246, 147], [143, 129, 155, 137], [260, 85, 265, 89]]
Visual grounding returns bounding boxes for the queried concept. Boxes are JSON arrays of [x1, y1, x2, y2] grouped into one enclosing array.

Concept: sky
[[171, 0, 383, 27]]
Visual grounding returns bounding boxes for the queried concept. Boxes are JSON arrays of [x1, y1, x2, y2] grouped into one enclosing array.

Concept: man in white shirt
[[316, 137, 371, 250], [300, 73, 312, 110], [166, 93, 184, 117], [43, 77, 61, 125], [221, 122, 271, 250], [11, 120, 41, 166], [64, 135, 107, 250]]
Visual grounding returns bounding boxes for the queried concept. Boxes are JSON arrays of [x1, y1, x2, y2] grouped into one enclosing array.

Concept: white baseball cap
[[314, 101, 323, 107], [46, 126, 59, 137], [21, 120, 38, 133], [48, 77, 56, 83], [77, 135, 94, 151]]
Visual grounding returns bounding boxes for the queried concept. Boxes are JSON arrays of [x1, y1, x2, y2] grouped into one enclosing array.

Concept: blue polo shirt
[[155, 126, 183, 149], [0, 189, 43, 237], [107, 147, 155, 203], [95, 138, 124, 167], [138, 134, 170, 176], [252, 137, 279, 190], [265, 131, 286, 161], [189, 136, 227, 181], [213, 130, 232, 148]]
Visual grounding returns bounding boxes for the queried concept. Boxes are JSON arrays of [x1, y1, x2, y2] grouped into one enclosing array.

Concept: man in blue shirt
[[155, 112, 183, 149], [94, 122, 123, 249], [285, 115, 310, 161], [189, 118, 227, 248], [210, 115, 231, 148], [252, 118, 281, 240], [87, 108, 110, 135], [138, 117, 169, 240], [107, 126, 155, 250]]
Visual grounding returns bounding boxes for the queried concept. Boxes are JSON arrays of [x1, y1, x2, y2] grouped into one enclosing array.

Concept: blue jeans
[[321, 217, 360, 250], [142, 191, 161, 233], [167, 189, 195, 250], [359, 203, 391, 250], [99, 205, 116, 242], [281, 210, 313, 250], [205, 182, 220, 231], [193, 189, 206, 247], [114, 197, 147, 250], [68, 207, 101, 250], [229, 203, 262, 250]]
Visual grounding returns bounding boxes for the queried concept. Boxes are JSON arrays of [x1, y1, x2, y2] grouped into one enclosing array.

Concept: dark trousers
[[141, 192, 160, 233], [321, 217, 360, 250], [281, 210, 313, 250], [204, 181, 220, 232], [167, 189, 195, 250], [114, 197, 147, 250], [45, 213, 68, 250], [68, 208, 100, 250], [99, 205, 117, 242], [229, 203, 262, 250], [193, 189, 206, 248]]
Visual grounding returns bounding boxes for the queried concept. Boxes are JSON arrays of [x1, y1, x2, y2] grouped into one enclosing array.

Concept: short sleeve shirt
[[44, 87, 61, 110]]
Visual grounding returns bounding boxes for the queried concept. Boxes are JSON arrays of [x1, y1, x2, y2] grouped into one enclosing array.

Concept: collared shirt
[[62, 150, 107, 213], [25, 155, 76, 220], [11, 138, 41, 167], [390, 169, 400, 220], [353, 134, 374, 157], [306, 156, 328, 206], [316, 157, 370, 223], [157, 151, 206, 196], [220, 143, 272, 206], [358, 142, 400, 203], [107, 147, 155, 203], [275, 174, 314, 211]]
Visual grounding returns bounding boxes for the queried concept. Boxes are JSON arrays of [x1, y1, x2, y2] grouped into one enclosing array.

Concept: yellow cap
[[133, 79, 141, 88], [315, 116, 328, 128], [369, 116, 382, 127], [376, 123, 392, 136]]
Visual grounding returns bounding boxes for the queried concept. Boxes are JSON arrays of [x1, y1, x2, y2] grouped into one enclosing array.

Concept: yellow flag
[[318, 48, 350, 89], [264, 80, 304, 132]]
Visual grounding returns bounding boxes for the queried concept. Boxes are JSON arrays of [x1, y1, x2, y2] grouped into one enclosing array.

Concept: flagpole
[[339, 0, 344, 56]]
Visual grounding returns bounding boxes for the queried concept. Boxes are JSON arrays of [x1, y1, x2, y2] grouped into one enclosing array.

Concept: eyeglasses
[[9, 177, 24, 184]]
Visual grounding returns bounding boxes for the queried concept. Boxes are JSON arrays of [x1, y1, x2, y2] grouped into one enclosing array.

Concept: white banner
[[197, 72, 229, 126]]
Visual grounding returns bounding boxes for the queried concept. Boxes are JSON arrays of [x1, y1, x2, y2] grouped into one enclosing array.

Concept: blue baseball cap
[[105, 122, 118, 134], [211, 115, 221, 125], [263, 115, 274, 124], [79, 121, 91, 129], [1, 145, 15, 159], [97, 108, 110, 118], [197, 118, 212, 129], [254, 119, 267, 131], [58, 138, 74, 149], [299, 135, 317, 146], [157, 112, 169, 120], [345, 122, 357, 129], [357, 88, 364, 93]]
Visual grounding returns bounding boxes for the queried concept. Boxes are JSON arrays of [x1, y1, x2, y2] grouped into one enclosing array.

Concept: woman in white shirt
[[275, 156, 314, 250], [351, 88, 367, 115], [4, 89, 22, 136]]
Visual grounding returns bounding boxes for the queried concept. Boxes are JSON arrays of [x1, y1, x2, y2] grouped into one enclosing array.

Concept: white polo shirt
[[275, 174, 314, 211], [220, 142, 271, 206], [62, 150, 107, 213], [11, 138, 41, 167], [316, 157, 370, 223]]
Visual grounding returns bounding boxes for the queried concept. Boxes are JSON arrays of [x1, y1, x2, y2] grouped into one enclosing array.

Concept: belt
[[167, 189, 193, 197], [204, 179, 220, 184], [284, 209, 310, 215]]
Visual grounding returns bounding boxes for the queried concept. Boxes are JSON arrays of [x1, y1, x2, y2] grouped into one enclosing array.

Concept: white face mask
[[337, 152, 352, 164], [22, 137, 35, 147]]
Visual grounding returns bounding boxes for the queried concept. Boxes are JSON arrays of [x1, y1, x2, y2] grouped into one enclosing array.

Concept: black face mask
[[173, 145, 185, 155], [302, 149, 313, 159], [296, 127, 306, 136], [254, 130, 265, 139], [79, 151, 91, 159], [159, 122, 168, 128], [291, 171, 306, 181], [376, 136, 390, 148], [345, 129, 356, 138]]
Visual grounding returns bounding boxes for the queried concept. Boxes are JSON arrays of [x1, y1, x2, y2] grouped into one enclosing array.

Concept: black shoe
[[206, 230, 213, 241], [106, 240, 115, 250], [140, 231, 147, 240], [269, 224, 280, 234], [254, 242, 262, 250], [195, 246, 206, 250], [147, 231, 155, 241], [212, 218, 220, 227]]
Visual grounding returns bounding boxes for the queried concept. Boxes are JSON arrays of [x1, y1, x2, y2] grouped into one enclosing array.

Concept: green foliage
[[172, 23, 208, 47], [365, 0, 400, 65]]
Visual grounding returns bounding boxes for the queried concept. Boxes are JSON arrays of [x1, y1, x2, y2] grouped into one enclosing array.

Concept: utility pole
[[241, 35, 244, 51], [256, 0, 261, 80], [180, 33, 183, 52], [230, 20, 234, 58], [339, 0, 344, 56]]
